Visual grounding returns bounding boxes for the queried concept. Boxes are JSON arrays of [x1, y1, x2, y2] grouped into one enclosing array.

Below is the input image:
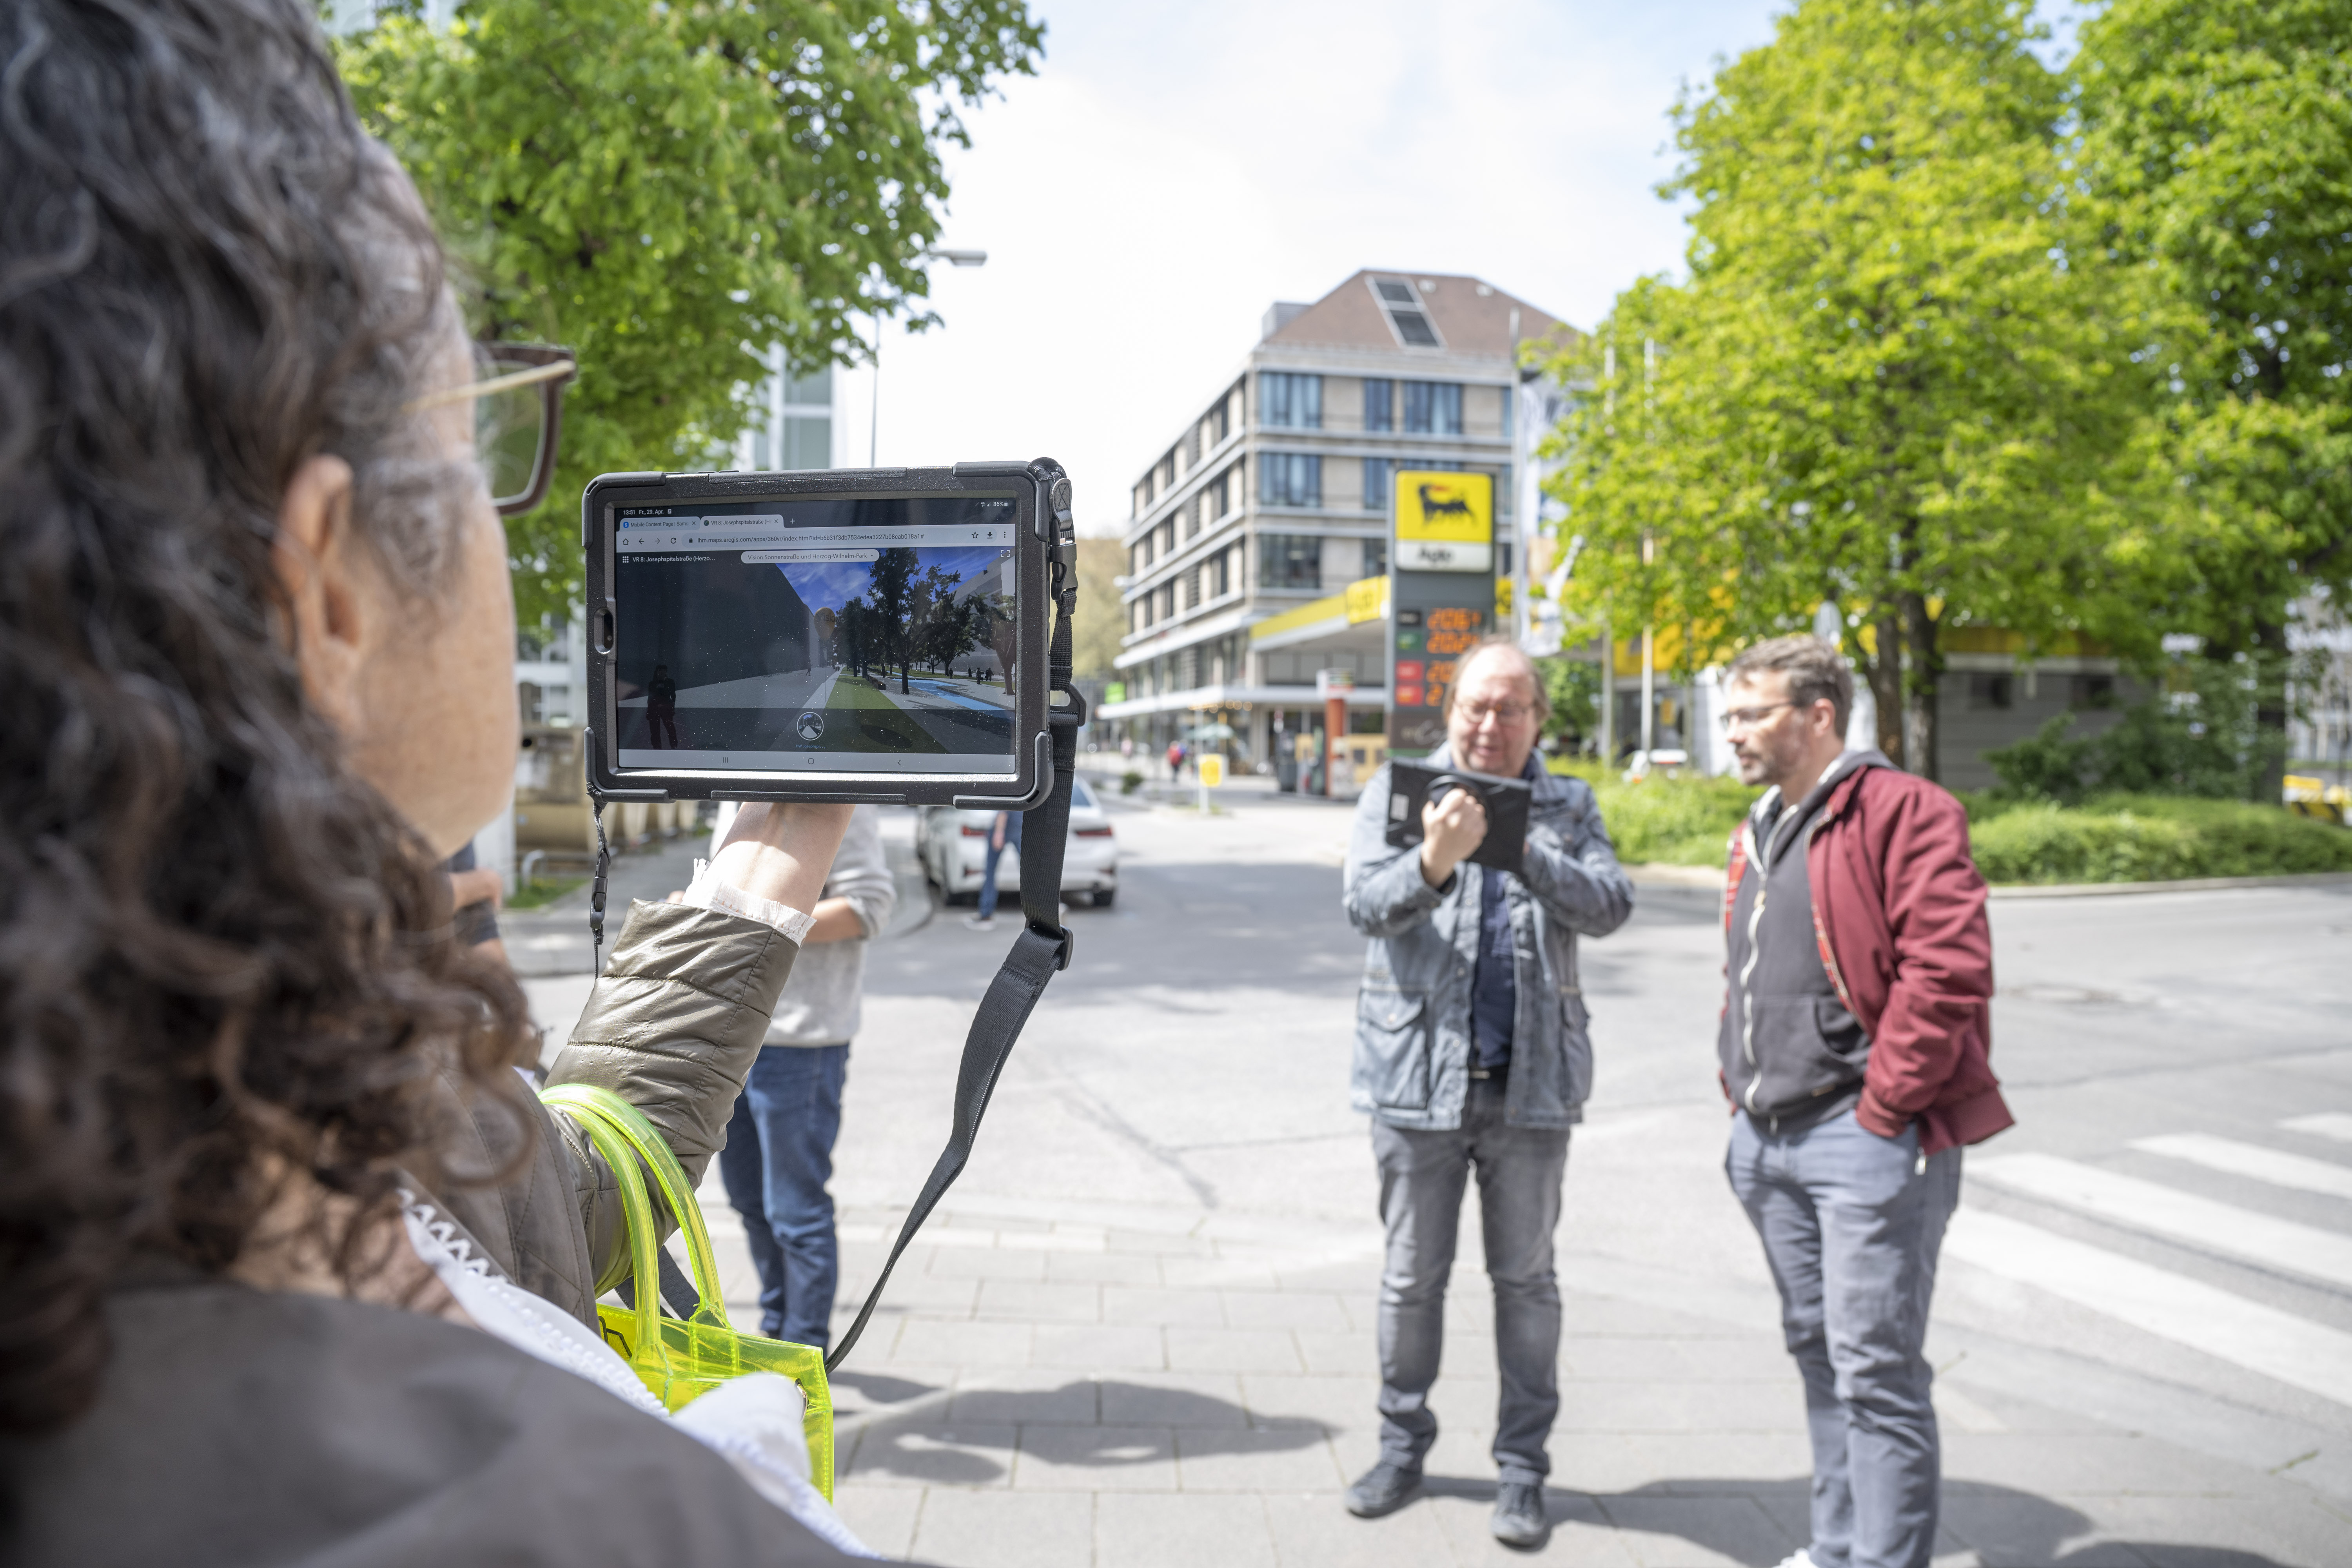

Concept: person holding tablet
[[0, 4, 867, 1560], [1340, 639, 1635, 1548]]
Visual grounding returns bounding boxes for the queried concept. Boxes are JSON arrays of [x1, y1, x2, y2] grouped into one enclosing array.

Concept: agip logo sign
[[1392, 470, 1494, 573]]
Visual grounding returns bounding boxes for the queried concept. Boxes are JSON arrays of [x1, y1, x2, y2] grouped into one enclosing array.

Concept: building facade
[[1098, 270, 1568, 770]]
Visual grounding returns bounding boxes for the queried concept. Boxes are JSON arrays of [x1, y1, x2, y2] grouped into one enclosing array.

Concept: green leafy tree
[[914, 563, 985, 674], [1071, 535, 1125, 679], [1538, 0, 2161, 779], [335, 0, 1044, 625], [863, 546, 921, 692], [2071, 0, 2352, 799]]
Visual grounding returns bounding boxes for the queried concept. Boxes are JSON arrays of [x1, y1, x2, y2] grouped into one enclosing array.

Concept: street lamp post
[[870, 248, 987, 466]]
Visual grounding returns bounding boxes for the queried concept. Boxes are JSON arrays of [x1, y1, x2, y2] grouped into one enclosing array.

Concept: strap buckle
[[1032, 919, 1076, 971]]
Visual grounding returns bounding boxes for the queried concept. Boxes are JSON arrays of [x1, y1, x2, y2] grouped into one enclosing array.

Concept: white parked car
[[915, 777, 1119, 907]]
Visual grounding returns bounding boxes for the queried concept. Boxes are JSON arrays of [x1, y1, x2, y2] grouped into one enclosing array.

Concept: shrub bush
[[1966, 794, 2352, 884], [1550, 760, 2351, 883]]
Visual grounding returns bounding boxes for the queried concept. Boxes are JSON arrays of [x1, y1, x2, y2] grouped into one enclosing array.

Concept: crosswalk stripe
[[2282, 1112, 2352, 1144], [1970, 1152, 2352, 1292], [2131, 1133, 2352, 1202], [1945, 1210, 2352, 1410]]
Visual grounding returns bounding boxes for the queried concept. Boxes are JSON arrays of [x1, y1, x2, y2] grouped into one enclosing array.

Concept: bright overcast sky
[[840, 0, 1792, 534]]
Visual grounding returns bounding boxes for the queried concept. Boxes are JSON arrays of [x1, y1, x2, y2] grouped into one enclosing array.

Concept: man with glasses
[[1714, 635, 2010, 1568], [1341, 639, 1634, 1548]]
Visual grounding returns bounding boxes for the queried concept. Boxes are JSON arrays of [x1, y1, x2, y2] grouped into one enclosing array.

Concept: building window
[[2069, 673, 2116, 710], [1370, 278, 1443, 347], [1403, 381, 1463, 435], [781, 416, 829, 470], [1208, 470, 1229, 521], [1363, 536, 1387, 577], [1184, 567, 1201, 610], [1259, 533, 1323, 591], [1211, 549, 1231, 598], [1259, 452, 1322, 508], [1158, 520, 1176, 556], [1181, 497, 1200, 541], [1363, 378, 1394, 432], [1363, 457, 1392, 514], [1259, 372, 1323, 430], [1158, 583, 1176, 622], [1207, 397, 1230, 446], [1967, 673, 2014, 710]]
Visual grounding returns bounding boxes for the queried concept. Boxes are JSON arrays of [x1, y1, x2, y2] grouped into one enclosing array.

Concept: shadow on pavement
[[839, 1379, 1327, 1486], [1389, 1475, 2296, 1568]]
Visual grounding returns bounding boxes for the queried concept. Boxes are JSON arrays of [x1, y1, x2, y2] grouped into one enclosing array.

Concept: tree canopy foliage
[[1537, 0, 2350, 786], [336, 0, 1044, 625]]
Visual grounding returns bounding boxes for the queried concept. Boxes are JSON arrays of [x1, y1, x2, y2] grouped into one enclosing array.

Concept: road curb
[[1622, 864, 2352, 898], [1985, 869, 2352, 898]]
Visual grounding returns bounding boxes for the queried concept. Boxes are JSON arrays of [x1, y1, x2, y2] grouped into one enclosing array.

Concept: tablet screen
[[613, 492, 1022, 775]]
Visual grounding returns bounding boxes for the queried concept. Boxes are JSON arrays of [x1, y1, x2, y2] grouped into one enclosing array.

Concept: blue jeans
[[976, 815, 1022, 920], [1725, 1108, 1962, 1568], [718, 1044, 850, 1347], [1371, 1078, 1570, 1485]]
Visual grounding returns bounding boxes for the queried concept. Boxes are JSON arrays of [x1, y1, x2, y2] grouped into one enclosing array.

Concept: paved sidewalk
[[539, 794, 2348, 1566]]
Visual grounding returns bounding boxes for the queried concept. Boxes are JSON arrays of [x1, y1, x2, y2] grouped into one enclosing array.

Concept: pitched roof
[[1263, 270, 1573, 358]]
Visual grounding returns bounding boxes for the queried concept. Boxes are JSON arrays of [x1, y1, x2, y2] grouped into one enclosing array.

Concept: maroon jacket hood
[[1725, 760, 2013, 1156]]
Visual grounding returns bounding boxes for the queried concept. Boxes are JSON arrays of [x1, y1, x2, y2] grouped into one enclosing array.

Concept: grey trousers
[[1726, 1107, 1962, 1568], [1372, 1079, 1572, 1485]]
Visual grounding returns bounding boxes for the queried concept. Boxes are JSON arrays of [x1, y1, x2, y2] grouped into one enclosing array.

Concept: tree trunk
[[1870, 611, 1906, 768], [1901, 590, 1942, 783], [2253, 617, 2290, 805]]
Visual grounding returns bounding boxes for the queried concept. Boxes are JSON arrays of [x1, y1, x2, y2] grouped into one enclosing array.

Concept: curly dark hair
[[0, 0, 535, 1433]]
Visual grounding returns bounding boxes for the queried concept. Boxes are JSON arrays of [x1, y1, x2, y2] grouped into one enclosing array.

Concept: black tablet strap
[[585, 479, 1083, 1368], [822, 533, 1083, 1372]]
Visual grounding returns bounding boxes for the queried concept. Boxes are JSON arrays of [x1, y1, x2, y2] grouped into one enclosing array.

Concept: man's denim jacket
[[1343, 749, 1634, 1131]]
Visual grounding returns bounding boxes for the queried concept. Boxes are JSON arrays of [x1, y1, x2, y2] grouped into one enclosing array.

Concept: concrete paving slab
[[1263, 1490, 1461, 1568], [843, 1422, 1018, 1489], [1165, 1327, 1307, 1374], [971, 1279, 1102, 1323], [1095, 1492, 1277, 1568], [1042, 1250, 1163, 1285], [1027, 1323, 1167, 1372], [1101, 1285, 1227, 1327], [1173, 1427, 1346, 1492], [907, 1489, 1093, 1568], [1098, 1371, 1251, 1428], [1238, 1372, 1378, 1430], [1013, 1424, 1178, 1492], [1591, 1492, 1800, 1566], [947, 1369, 1098, 1426]]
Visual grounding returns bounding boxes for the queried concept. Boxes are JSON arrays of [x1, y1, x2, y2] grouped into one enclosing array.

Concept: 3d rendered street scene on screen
[[614, 501, 1020, 770]]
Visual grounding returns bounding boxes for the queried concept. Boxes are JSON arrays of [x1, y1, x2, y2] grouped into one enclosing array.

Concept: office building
[[1098, 270, 1570, 770]]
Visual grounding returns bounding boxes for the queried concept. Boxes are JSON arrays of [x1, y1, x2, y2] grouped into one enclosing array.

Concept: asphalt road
[[520, 785, 2352, 1565]]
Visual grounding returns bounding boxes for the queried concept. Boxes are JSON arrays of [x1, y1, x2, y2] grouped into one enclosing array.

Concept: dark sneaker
[[1343, 1459, 1422, 1518], [1491, 1481, 1549, 1548]]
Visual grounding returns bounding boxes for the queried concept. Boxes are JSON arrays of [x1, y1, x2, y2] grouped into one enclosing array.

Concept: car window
[[1070, 778, 1096, 809]]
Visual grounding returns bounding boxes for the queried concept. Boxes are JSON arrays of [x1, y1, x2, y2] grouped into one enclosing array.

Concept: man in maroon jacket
[[1716, 635, 2011, 1568]]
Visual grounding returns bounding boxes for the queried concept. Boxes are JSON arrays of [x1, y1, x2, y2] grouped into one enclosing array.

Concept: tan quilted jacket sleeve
[[543, 897, 803, 1296]]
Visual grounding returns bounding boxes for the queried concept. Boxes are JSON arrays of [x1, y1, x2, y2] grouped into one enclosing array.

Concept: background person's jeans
[[976, 815, 1022, 920], [1726, 1107, 1962, 1568], [718, 1044, 850, 1347], [1371, 1080, 1571, 1485]]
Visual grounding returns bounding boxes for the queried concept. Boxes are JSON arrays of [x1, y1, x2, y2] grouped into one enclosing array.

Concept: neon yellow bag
[[541, 1083, 835, 1499]]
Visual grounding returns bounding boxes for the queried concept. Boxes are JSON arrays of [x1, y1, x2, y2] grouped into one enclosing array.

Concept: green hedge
[[1549, 760, 2352, 883], [1962, 794, 2352, 885], [1548, 760, 1759, 867]]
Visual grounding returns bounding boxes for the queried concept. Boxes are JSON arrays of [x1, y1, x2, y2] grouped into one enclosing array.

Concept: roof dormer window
[[1369, 277, 1441, 348]]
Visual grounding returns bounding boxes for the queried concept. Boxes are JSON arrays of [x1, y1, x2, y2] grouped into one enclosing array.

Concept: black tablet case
[[1381, 758, 1532, 876]]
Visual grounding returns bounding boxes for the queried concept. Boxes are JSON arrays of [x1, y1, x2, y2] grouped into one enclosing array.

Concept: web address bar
[[618, 523, 1013, 549]]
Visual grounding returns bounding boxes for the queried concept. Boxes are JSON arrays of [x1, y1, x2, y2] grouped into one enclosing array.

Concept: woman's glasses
[[405, 343, 576, 517]]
